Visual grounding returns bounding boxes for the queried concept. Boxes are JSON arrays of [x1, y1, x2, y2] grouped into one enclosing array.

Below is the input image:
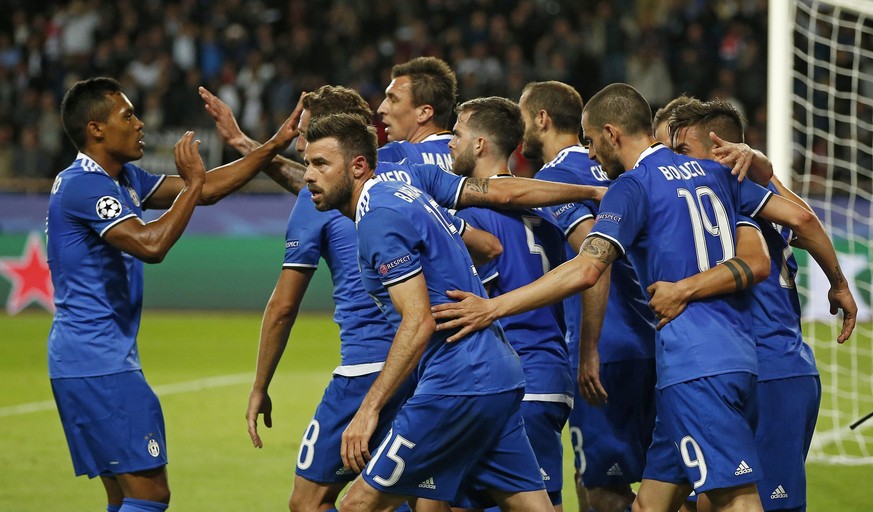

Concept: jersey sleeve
[[737, 178, 773, 217], [283, 191, 326, 269], [550, 201, 596, 237], [128, 164, 166, 205], [409, 164, 466, 209], [60, 173, 139, 238], [588, 175, 648, 255], [456, 208, 499, 283], [377, 142, 405, 164], [357, 206, 423, 287]]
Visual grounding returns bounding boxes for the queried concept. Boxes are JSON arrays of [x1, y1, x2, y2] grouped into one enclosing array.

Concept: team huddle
[[46, 57, 857, 512]]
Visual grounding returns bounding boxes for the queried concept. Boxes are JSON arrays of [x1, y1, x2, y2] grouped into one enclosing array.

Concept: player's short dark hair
[[391, 57, 458, 129], [60, 77, 123, 150], [653, 94, 695, 136], [303, 85, 373, 122], [583, 83, 652, 137], [457, 97, 523, 158], [521, 81, 583, 134], [307, 113, 378, 170], [668, 99, 746, 150]]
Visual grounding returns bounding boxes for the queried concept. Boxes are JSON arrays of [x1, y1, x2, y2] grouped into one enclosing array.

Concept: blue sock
[[107, 506, 121, 512], [119, 498, 169, 512]]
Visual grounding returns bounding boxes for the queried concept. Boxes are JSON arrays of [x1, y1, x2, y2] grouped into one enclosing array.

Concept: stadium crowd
[[0, 0, 774, 182]]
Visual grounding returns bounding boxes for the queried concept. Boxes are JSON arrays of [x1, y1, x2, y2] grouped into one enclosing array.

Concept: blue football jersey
[[377, 132, 454, 172], [745, 186, 818, 381], [590, 144, 772, 389], [457, 201, 573, 398], [46, 153, 165, 378], [283, 188, 395, 367], [536, 146, 655, 367], [355, 179, 525, 396]]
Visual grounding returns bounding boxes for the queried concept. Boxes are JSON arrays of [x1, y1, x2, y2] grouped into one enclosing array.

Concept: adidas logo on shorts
[[606, 463, 624, 476], [770, 485, 789, 499], [540, 468, 551, 481], [418, 477, 436, 490], [734, 460, 753, 476]]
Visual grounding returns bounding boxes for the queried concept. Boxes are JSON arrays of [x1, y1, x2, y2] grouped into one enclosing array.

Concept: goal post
[[769, 0, 873, 464]]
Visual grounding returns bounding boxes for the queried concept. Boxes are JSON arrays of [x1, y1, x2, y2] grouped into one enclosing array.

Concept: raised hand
[[710, 132, 774, 185], [173, 131, 206, 187], [268, 93, 305, 150], [199, 86, 247, 150]]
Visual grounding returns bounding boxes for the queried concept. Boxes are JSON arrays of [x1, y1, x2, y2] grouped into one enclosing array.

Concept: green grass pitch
[[0, 312, 870, 511]]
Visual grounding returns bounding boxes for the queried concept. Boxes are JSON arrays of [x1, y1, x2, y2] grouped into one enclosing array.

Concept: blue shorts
[[362, 389, 544, 503], [569, 358, 656, 487], [520, 400, 571, 502], [642, 372, 760, 493], [51, 370, 167, 478], [296, 372, 414, 484], [756, 375, 820, 511]]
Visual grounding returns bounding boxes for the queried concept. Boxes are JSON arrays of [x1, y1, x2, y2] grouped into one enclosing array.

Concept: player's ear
[[603, 123, 620, 146], [417, 104, 435, 124], [86, 121, 104, 142], [474, 136, 485, 156], [351, 155, 368, 178]]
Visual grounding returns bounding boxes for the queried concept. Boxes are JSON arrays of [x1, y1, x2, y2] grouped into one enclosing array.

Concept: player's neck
[[542, 132, 581, 163], [472, 157, 510, 179], [620, 135, 658, 171], [406, 123, 445, 144], [81, 148, 124, 178]]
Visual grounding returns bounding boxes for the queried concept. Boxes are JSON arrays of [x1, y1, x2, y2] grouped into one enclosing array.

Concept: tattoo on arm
[[723, 258, 755, 290], [460, 178, 489, 199], [833, 265, 845, 286], [580, 236, 616, 265]]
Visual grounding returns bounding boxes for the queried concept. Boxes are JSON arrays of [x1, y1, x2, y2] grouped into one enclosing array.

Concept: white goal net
[[769, 0, 873, 464]]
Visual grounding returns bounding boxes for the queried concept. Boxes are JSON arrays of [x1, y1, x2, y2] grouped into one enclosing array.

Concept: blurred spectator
[[1, 0, 861, 190]]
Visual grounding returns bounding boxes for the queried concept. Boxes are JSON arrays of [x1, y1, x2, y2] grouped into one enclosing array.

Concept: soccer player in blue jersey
[[432, 83, 857, 512], [645, 98, 856, 512], [449, 96, 573, 511], [225, 85, 605, 511], [521, 81, 657, 512], [376, 57, 457, 171], [47, 77, 297, 512], [302, 113, 555, 512]]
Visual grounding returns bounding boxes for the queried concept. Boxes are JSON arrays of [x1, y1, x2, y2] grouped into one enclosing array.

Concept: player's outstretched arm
[[567, 221, 610, 406], [146, 109, 300, 208], [457, 177, 607, 209], [342, 274, 434, 473], [646, 225, 770, 329], [248, 268, 315, 449], [433, 236, 616, 342], [197, 86, 309, 195], [757, 194, 857, 342], [104, 131, 205, 263]]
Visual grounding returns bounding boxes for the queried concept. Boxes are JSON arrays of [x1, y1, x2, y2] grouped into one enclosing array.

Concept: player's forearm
[[493, 256, 602, 320], [746, 149, 774, 185], [771, 175, 814, 214], [198, 138, 290, 204], [460, 177, 605, 209], [579, 266, 610, 359], [260, 158, 308, 195], [794, 221, 848, 289], [252, 301, 298, 392], [462, 225, 503, 265], [677, 259, 760, 302], [359, 316, 432, 413], [126, 182, 202, 263]]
